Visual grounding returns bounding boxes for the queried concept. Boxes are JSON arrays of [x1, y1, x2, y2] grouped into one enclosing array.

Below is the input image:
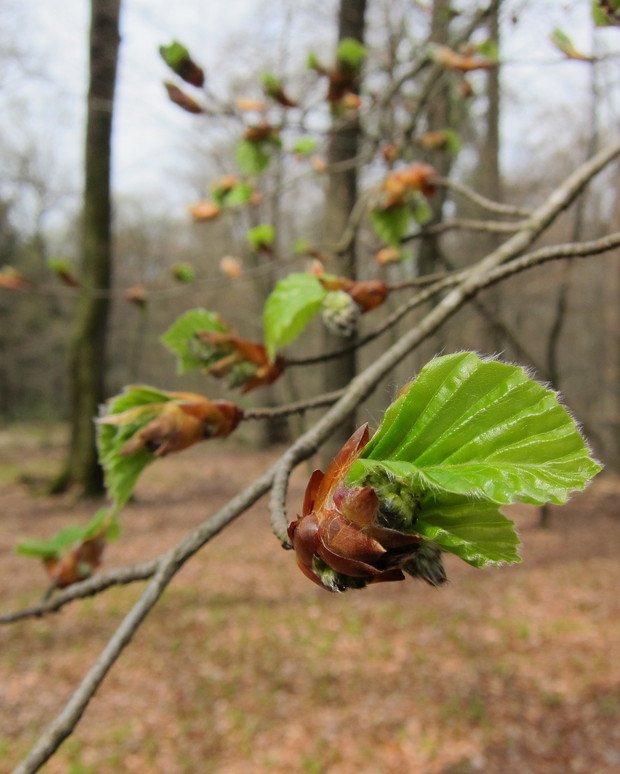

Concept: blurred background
[[1, 2, 620, 772]]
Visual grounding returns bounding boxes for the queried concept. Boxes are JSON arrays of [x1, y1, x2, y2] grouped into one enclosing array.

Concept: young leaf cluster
[[347, 352, 601, 568]]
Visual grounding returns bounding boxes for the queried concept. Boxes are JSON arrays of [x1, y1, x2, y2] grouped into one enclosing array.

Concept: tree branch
[[435, 177, 532, 217]]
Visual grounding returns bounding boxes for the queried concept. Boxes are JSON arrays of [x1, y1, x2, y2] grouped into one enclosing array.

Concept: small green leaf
[[437, 129, 461, 155], [16, 525, 85, 560], [337, 38, 367, 71], [247, 223, 275, 251], [307, 51, 322, 71], [292, 137, 318, 157], [16, 508, 118, 561], [263, 273, 328, 360], [474, 39, 499, 62], [293, 238, 312, 254], [47, 257, 73, 273], [260, 72, 280, 91], [160, 42, 204, 87], [160, 309, 228, 374], [159, 41, 191, 69], [550, 28, 589, 59], [412, 196, 433, 225], [224, 181, 254, 207], [236, 138, 271, 175], [171, 262, 196, 283], [370, 204, 411, 246], [97, 386, 173, 508], [591, 1, 620, 26]]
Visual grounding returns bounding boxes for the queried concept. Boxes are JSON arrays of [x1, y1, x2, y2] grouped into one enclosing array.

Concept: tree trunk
[[322, 0, 367, 463], [54, 0, 120, 496], [417, 0, 454, 278]]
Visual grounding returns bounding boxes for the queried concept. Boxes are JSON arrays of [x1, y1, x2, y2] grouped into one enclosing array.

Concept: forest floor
[[1, 424, 620, 774]]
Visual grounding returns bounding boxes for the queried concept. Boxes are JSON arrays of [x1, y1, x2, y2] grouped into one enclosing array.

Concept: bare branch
[[479, 231, 620, 289], [436, 177, 532, 217], [404, 217, 527, 242], [243, 389, 344, 420], [0, 560, 158, 624]]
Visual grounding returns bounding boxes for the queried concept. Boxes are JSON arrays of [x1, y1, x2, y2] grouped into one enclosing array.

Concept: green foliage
[[48, 257, 73, 274], [97, 386, 173, 508], [263, 273, 328, 360], [549, 28, 588, 59], [306, 51, 323, 71], [336, 38, 367, 71], [224, 181, 254, 207], [159, 41, 191, 69], [370, 204, 411, 246], [16, 508, 118, 560], [592, 0, 620, 26], [260, 72, 280, 91], [292, 137, 318, 157], [235, 139, 271, 175], [437, 129, 461, 155], [211, 180, 254, 208], [411, 196, 432, 224], [474, 39, 499, 61], [160, 309, 228, 374], [293, 238, 312, 254], [246, 223, 275, 251], [348, 352, 601, 567], [171, 262, 196, 284]]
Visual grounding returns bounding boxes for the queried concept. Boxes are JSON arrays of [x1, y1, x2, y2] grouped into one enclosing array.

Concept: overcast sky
[[1, 0, 617, 230]]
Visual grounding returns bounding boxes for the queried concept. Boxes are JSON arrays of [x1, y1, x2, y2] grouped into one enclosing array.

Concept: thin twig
[[0, 560, 158, 624], [404, 217, 527, 242], [242, 389, 344, 420], [436, 177, 532, 217]]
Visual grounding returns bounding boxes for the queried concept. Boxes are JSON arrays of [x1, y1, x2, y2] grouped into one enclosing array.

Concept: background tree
[[53, 0, 121, 496]]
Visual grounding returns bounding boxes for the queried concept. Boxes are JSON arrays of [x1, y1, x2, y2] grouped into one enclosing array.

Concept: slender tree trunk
[[321, 0, 367, 462], [417, 0, 454, 277], [54, 0, 120, 496], [478, 0, 504, 352]]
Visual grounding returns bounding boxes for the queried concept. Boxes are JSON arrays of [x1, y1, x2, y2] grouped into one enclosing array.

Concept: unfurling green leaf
[[592, 1, 620, 26], [159, 41, 191, 69], [171, 262, 196, 284], [292, 137, 319, 157], [370, 204, 411, 246], [16, 508, 119, 561], [159, 41, 205, 87], [160, 309, 229, 374], [246, 223, 275, 251], [97, 386, 172, 508], [224, 181, 254, 207], [550, 29, 591, 60], [263, 273, 327, 360], [347, 352, 601, 568], [336, 38, 367, 71], [235, 138, 271, 175]]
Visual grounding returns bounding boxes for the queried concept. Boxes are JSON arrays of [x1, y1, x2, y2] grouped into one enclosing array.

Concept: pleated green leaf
[[97, 386, 173, 509], [347, 352, 601, 567]]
